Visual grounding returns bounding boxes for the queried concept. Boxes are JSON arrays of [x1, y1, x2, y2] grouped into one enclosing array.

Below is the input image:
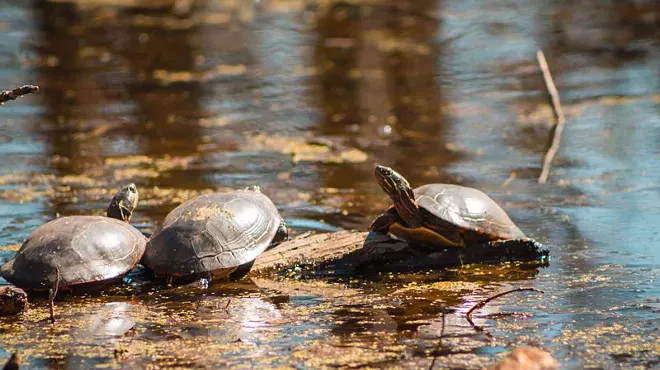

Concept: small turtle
[[371, 165, 526, 248], [0, 184, 146, 322], [143, 186, 287, 282]]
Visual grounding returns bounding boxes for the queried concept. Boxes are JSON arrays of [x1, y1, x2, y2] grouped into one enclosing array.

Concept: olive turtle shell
[[414, 184, 525, 241], [143, 188, 283, 279], [0, 216, 147, 292]]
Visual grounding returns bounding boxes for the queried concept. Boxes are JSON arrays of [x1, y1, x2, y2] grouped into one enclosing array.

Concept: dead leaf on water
[[392, 281, 479, 295], [198, 117, 230, 127], [113, 167, 159, 181], [59, 175, 103, 188], [153, 64, 246, 85], [105, 155, 152, 167], [244, 134, 368, 164], [516, 94, 660, 126], [0, 244, 21, 252]]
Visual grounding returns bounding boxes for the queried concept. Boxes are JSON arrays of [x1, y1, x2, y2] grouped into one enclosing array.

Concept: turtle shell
[[414, 184, 525, 242], [0, 216, 147, 292], [143, 188, 283, 279]]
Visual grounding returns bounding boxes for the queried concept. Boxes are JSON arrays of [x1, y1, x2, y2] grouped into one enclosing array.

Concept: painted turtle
[[371, 165, 526, 248], [143, 186, 287, 281], [0, 183, 147, 293]]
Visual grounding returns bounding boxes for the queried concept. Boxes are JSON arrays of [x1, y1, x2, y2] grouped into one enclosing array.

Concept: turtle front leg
[[272, 220, 288, 246], [228, 260, 255, 281], [48, 266, 60, 324], [370, 208, 402, 233]]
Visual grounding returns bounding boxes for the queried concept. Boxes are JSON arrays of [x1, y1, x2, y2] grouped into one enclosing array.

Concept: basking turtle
[[371, 165, 526, 248], [0, 183, 146, 321], [143, 186, 287, 282]]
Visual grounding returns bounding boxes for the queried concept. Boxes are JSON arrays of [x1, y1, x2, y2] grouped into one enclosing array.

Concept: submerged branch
[[428, 309, 446, 370], [465, 287, 544, 330], [0, 85, 39, 104], [537, 50, 566, 184]]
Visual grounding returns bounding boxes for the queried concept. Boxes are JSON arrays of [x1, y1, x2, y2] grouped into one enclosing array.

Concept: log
[[251, 231, 549, 277]]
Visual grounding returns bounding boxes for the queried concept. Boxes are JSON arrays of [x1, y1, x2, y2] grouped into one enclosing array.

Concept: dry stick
[[500, 172, 517, 189], [428, 309, 446, 370], [0, 85, 39, 104], [224, 297, 232, 311], [466, 287, 544, 331], [48, 266, 60, 324], [537, 50, 566, 184]]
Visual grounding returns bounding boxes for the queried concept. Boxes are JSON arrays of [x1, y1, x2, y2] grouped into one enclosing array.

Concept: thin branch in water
[[224, 297, 232, 311], [500, 172, 517, 189], [48, 266, 60, 324], [0, 85, 39, 105], [466, 287, 544, 332], [428, 309, 446, 370], [536, 50, 566, 184]]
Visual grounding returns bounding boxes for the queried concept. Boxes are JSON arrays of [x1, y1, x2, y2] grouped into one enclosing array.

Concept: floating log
[[251, 231, 549, 276]]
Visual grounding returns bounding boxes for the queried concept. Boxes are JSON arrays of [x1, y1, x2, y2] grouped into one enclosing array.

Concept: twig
[[428, 309, 446, 370], [536, 50, 566, 184], [466, 287, 544, 331], [0, 85, 39, 104], [224, 297, 232, 311], [48, 266, 60, 324], [500, 172, 517, 189]]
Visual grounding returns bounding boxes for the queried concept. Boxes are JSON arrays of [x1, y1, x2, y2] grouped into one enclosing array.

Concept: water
[[0, 0, 658, 368]]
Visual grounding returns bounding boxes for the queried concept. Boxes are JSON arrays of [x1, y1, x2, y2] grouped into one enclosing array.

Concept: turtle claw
[[48, 266, 60, 324]]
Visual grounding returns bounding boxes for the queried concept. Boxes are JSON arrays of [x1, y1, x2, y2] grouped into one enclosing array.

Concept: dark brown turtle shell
[[0, 216, 147, 292], [414, 184, 525, 242], [143, 187, 285, 280]]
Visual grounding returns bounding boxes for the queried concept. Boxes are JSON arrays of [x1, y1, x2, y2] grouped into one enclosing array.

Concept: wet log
[[251, 231, 549, 276], [0, 286, 28, 316]]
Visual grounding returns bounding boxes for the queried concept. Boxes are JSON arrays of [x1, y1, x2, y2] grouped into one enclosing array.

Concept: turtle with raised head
[[143, 186, 287, 282], [0, 183, 146, 322], [371, 165, 526, 248]]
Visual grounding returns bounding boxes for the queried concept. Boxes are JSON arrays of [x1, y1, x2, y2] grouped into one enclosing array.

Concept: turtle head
[[374, 165, 422, 228], [106, 183, 139, 222], [272, 219, 288, 246]]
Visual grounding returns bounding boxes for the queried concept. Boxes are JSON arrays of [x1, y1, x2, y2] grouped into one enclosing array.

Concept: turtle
[[371, 165, 526, 248], [142, 186, 287, 282], [0, 183, 146, 322]]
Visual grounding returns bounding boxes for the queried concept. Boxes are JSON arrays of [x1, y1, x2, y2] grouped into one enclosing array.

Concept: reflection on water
[[0, 0, 659, 368]]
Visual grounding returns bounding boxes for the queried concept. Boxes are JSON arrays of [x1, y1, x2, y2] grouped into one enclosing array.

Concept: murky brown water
[[0, 0, 659, 368]]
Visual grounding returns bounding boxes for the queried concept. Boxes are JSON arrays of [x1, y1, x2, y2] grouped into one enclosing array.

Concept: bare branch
[[536, 51, 566, 184], [428, 309, 446, 370], [0, 85, 39, 105], [466, 287, 544, 327]]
